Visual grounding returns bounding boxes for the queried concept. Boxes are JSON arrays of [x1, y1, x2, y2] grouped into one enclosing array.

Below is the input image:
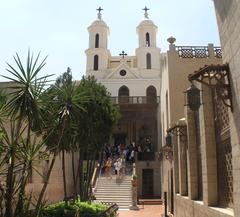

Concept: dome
[[136, 19, 157, 33], [90, 19, 108, 27], [139, 19, 155, 26], [137, 19, 157, 28]]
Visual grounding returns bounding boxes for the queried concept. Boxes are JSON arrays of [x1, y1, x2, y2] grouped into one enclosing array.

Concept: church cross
[[96, 7, 103, 20], [142, 6, 150, 19], [119, 51, 127, 59]]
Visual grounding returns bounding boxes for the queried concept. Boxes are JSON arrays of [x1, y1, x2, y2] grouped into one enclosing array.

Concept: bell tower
[[86, 7, 110, 76], [136, 7, 160, 71]]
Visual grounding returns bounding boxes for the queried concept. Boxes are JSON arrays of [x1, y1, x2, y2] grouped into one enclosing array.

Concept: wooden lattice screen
[[214, 87, 233, 208]]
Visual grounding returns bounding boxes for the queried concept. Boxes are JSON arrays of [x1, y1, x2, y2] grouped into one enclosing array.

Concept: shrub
[[41, 201, 110, 217]]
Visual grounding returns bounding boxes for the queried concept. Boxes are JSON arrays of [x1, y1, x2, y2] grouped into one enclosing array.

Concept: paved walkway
[[118, 205, 164, 217]]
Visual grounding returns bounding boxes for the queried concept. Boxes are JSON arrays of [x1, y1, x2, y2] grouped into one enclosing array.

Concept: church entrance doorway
[[142, 169, 154, 198]]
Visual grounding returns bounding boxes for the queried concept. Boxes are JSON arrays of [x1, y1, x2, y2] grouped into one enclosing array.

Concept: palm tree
[[36, 68, 88, 207], [2, 50, 52, 217]]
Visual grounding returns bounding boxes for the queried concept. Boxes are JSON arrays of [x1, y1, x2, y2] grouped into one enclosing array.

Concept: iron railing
[[111, 96, 160, 105]]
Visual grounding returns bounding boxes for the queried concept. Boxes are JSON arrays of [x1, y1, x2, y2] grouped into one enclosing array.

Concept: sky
[[0, 0, 220, 82]]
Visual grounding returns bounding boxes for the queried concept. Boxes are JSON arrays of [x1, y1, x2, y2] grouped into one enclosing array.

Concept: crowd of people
[[102, 142, 137, 179], [102, 139, 153, 179]]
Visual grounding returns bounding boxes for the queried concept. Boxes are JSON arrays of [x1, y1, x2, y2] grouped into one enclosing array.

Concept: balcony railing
[[111, 96, 160, 105], [175, 46, 222, 59], [176, 46, 209, 58]]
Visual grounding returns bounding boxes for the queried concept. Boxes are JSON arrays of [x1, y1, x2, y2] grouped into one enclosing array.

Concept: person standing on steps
[[105, 157, 112, 179], [115, 158, 122, 179]]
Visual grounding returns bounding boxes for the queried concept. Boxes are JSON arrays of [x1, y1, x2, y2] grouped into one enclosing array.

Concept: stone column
[[199, 83, 218, 206], [208, 43, 214, 58], [185, 107, 198, 200], [129, 163, 139, 210], [129, 185, 139, 210], [178, 124, 188, 196]]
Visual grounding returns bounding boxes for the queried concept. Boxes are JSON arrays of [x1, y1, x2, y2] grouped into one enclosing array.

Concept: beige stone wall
[[167, 44, 222, 127], [26, 152, 78, 204], [175, 195, 233, 217], [160, 43, 222, 198], [213, 0, 240, 215]]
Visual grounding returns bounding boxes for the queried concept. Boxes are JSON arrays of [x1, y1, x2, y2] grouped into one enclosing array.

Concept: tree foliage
[[0, 52, 120, 216]]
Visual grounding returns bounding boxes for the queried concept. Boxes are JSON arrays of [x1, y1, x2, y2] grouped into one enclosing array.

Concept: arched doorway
[[146, 86, 157, 103], [118, 85, 129, 104]]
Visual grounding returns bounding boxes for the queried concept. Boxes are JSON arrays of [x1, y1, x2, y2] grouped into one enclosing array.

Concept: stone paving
[[118, 205, 164, 217]]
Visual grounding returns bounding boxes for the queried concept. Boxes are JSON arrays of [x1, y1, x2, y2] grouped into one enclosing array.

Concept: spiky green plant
[[1, 50, 52, 217]]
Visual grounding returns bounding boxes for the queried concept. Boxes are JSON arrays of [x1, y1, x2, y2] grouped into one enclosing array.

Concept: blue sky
[[0, 0, 220, 81]]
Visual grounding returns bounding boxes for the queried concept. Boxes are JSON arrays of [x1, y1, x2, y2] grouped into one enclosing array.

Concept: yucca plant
[[1, 50, 52, 217], [39, 68, 88, 205]]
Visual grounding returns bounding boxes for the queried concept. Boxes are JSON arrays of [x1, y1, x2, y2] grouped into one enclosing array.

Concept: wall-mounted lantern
[[166, 133, 172, 146], [162, 133, 173, 161], [185, 84, 201, 111], [188, 64, 233, 112]]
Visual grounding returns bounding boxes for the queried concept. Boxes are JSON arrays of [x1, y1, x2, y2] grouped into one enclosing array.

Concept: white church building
[[85, 7, 162, 198]]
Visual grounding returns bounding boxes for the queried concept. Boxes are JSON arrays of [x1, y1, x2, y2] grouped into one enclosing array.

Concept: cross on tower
[[119, 51, 127, 59], [142, 6, 150, 19], [96, 6, 103, 20]]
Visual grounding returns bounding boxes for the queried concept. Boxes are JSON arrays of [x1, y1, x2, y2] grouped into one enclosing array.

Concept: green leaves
[[2, 50, 53, 132], [76, 76, 120, 150], [0, 50, 52, 217], [41, 68, 89, 153]]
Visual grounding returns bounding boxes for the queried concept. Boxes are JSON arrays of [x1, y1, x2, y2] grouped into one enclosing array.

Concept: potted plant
[[131, 174, 138, 186]]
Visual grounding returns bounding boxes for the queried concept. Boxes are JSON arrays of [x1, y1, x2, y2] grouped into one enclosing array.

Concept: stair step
[[97, 185, 131, 188], [96, 196, 131, 199], [95, 175, 132, 210], [96, 191, 131, 194], [98, 186, 131, 188], [96, 192, 131, 194], [96, 200, 131, 204]]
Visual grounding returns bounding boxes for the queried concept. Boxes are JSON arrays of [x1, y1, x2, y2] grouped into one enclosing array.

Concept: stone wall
[[175, 195, 233, 217], [160, 43, 222, 201], [26, 152, 78, 204], [213, 0, 240, 215]]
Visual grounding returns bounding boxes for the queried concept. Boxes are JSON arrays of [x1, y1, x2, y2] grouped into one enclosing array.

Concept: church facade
[[85, 9, 162, 198]]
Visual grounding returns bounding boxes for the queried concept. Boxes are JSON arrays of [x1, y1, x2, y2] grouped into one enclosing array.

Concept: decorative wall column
[[185, 106, 198, 199], [177, 122, 188, 196], [172, 134, 179, 194], [130, 163, 139, 210], [199, 83, 218, 206]]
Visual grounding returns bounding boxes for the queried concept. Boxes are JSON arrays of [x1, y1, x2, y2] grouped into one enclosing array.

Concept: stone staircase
[[95, 175, 132, 209]]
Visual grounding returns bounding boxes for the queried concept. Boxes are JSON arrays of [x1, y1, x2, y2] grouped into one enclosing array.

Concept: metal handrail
[[91, 163, 101, 197], [98, 202, 119, 217]]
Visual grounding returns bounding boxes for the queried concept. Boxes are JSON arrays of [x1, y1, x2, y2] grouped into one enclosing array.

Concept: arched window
[[146, 32, 150, 47], [95, 34, 99, 48], [146, 53, 151, 69], [93, 55, 99, 71], [146, 85, 157, 103], [118, 86, 129, 104]]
